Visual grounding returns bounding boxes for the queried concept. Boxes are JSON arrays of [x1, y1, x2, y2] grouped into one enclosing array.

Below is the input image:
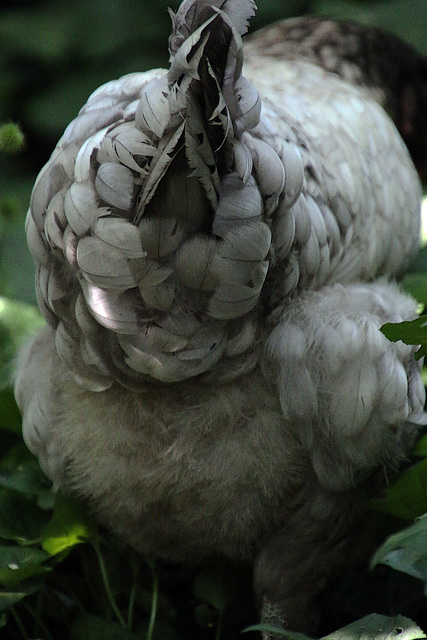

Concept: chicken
[[14, 0, 427, 634]]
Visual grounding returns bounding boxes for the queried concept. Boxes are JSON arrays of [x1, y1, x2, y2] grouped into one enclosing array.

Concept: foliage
[[371, 436, 427, 521], [245, 614, 426, 640], [371, 516, 427, 603], [0, 0, 427, 638], [382, 316, 427, 361]]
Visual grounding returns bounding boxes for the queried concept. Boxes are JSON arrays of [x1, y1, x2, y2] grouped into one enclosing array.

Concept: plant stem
[[215, 611, 224, 640], [94, 541, 126, 628], [34, 587, 43, 639], [80, 548, 109, 618], [127, 563, 138, 630], [146, 561, 159, 640], [22, 599, 55, 640], [10, 606, 29, 640]]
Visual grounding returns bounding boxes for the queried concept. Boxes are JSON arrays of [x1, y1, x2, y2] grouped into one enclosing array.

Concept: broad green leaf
[[0, 442, 41, 472], [71, 613, 139, 640], [371, 456, 427, 521], [0, 442, 52, 506], [0, 488, 49, 542], [381, 316, 427, 359], [401, 273, 427, 306], [0, 545, 50, 587], [371, 516, 427, 592], [322, 614, 425, 640], [0, 583, 40, 612], [41, 493, 97, 555], [243, 615, 425, 640]]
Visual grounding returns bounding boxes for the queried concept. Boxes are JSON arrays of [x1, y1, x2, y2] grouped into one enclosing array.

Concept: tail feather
[[26, 0, 287, 388], [168, 0, 256, 57]]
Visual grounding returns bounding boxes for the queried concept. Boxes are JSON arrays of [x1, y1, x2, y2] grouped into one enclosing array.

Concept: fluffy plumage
[[14, 0, 427, 635]]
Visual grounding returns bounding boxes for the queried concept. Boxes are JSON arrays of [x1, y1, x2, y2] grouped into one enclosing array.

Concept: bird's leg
[[255, 281, 426, 637], [253, 477, 382, 637]]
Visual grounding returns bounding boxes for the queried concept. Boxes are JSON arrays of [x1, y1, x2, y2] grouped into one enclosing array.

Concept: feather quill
[[168, 0, 257, 57]]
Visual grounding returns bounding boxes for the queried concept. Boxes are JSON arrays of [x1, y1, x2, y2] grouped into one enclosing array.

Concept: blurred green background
[[0, 0, 426, 309]]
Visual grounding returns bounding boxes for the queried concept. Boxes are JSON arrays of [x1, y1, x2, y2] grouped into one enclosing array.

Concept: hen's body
[[14, 1, 427, 634]]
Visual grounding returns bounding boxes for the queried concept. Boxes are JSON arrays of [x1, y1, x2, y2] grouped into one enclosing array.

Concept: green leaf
[[322, 614, 425, 640], [243, 615, 425, 640], [71, 613, 139, 640], [371, 453, 427, 521], [0, 583, 40, 612], [0, 443, 52, 506], [0, 545, 50, 588], [401, 273, 427, 306], [41, 493, 97, 555], [0, 488, 49, 543], [371, 516, 427, 592], [381, 315, 427, 359]]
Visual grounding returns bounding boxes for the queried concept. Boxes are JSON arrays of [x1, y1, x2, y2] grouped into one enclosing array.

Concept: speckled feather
[[14, 1, 427, 636]]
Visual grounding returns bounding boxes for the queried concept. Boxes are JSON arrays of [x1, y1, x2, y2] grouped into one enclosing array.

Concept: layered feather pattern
[[27, 0, 287, 388], [25, 0, 421, 391]]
